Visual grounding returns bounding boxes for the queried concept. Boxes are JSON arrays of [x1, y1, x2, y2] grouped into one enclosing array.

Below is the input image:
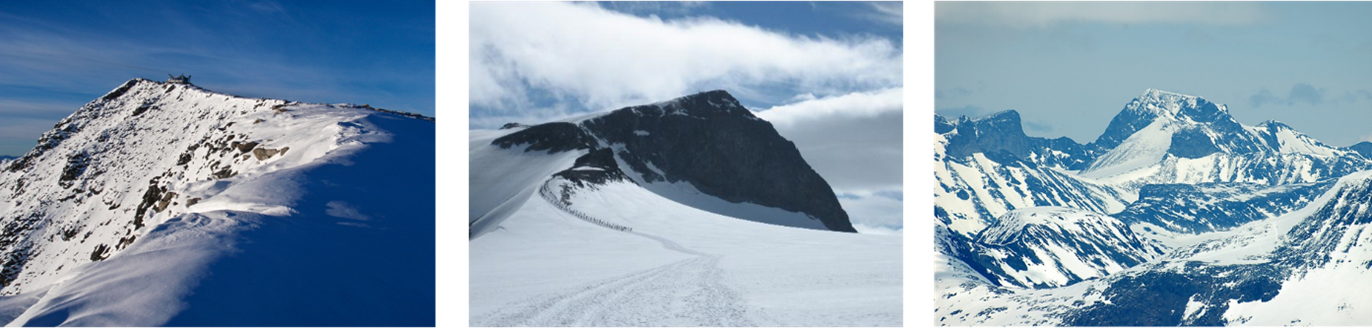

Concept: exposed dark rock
[[116, 235, 137, 250], [177, 152, 194, 165], [233, 141, 259, 153], [582, 90, 855, 232], [944, 110, 1034, 160], [1348, 141, 1372, 158], [90, 244, 109, 261], [492, 122, 595, 153], [934, 114, 956, 134], [252, 147, 286, 160], [553, 148, 631, 186], [156, 192, 178, 212], [212, 167, 236, 179], [500, 122, 526, 129], [1167, 127, 1221, 158], [131, 103, 155, 116], [134, 180, 165, 229], [101, 80, 137, 101], [59, 152, 92, 184]]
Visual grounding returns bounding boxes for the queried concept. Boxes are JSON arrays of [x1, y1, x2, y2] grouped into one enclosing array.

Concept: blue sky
[[469, 1, 904, 234], [936, 2, 1372, 147], [0, 0, 434, 157]]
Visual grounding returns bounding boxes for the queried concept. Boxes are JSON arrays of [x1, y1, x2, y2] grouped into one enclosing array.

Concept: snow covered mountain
[[470, 90, 901, 326], [936, 89, 1372, 325], [958, 207, 1164, 289], [473, 90, 856, 235], [0, 78, 434, 326], [934, 111, 1127, 240], [1082, 89, 1369, 185]]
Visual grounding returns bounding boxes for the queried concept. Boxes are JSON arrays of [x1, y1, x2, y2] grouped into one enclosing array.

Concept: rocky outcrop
[[581, 90, 855, 232], [492, 122, 596, 154], [1351, 141, 1372, 159]]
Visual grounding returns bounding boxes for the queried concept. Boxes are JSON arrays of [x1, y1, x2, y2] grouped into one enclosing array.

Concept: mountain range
[[0, 79, 435, 326], [935, 89, 1372, 325]]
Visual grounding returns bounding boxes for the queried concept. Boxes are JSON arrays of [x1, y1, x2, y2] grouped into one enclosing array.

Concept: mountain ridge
[[0, 78, 435, 325]]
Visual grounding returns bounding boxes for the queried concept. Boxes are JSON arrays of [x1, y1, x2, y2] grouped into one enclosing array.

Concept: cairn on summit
[[168, 74, 191, 84]]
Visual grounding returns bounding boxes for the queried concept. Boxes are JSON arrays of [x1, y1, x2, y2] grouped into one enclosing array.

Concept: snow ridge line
[[538, 180, 633, 232]]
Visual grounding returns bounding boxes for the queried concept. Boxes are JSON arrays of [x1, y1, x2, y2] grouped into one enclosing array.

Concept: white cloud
[[325, 201, 369, 221], [755, 87, 902, 127], [755, 89, 902, 192], [936, 2, 1268, 28], [470, 2, 902, 115], [838, 190, 903, 234]]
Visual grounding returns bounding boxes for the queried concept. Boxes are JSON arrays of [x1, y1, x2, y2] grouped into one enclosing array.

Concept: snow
[[468, 129, 584, 238], [0, 79, 434, 325], [1272, 125, 1338, 157], [470, 134, 900, 325], [1082, 119, 1175, 180]]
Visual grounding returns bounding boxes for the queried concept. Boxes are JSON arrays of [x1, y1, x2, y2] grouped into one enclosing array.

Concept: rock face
[[961, 207, 1164, 289], [493, 122, 595, 153], [493, 90, 856, 232], [1352, 141, 1372, 159], [586, 91, 855, 232]]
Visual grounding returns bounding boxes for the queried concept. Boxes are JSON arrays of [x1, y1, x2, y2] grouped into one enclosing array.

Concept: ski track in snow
[[473, 191, 755, 327]]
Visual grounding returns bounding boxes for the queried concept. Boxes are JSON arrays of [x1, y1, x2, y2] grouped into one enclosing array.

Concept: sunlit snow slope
[[470, 91, 901, 326], [0, 79, 434, 326]]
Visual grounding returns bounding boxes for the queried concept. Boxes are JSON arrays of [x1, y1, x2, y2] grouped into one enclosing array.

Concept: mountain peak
[[624, 89, 753, 119], [1129, 89, 1226, 118]]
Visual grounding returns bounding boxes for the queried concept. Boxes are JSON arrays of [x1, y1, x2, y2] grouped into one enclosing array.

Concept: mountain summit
[[0, 78, 434, 326], [474, 90, 856, 234]]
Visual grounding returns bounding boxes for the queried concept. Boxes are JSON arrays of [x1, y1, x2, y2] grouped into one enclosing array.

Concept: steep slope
[[0, 78, 434, 325], [934, 113, 1127, 239], [582, 90, 853, 232], [1349, 141, 1372, 159], [960, 207, 1163, 289], [1081, 89, 1370, 184], [471, 90, 854, 233], [937, 171, 1372, 326]]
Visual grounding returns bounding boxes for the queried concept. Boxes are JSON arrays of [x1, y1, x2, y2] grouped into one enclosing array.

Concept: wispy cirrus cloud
[[937, 2, 1269, 28], [861, 2, 903, 27]]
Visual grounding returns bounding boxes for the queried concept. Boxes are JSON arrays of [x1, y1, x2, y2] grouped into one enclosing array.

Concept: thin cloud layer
[[755, 89, 903, 193], [937, 2, 1269, 28], [470, 2, 902, 118]]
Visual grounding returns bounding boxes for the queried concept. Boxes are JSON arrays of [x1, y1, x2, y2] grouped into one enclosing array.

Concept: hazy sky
[[0, 0, 434, 157], [469, 1, 904, 234], [936, 2, 1372, 147]]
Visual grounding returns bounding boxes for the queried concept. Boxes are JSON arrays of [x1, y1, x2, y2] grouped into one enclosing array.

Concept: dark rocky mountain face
[[492, 122, 595, 153], [583, 90, 855, 232], [494, 90, 856, 233], [936, 111, 1098, 170], [1352, 141, 1372, 159]]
